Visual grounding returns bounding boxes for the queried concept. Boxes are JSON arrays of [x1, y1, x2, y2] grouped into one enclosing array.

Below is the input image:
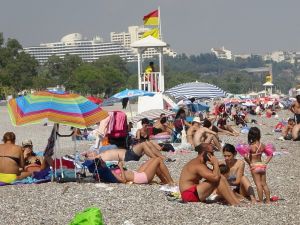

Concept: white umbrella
[[132, 109, 175, 124], [165, 81, 226, 100]]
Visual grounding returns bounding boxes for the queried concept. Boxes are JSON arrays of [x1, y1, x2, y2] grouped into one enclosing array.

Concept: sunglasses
[[23, 145, 32, 148]]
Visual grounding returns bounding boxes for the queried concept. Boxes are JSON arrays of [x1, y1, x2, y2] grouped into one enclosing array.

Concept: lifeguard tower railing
[[139, 72, 164, 92]]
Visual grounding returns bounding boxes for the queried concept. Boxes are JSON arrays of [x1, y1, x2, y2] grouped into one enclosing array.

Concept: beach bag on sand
[[69, 207, 104, 225]]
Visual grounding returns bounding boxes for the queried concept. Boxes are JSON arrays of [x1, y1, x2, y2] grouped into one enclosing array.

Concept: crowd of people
[[0, 95, 299, 206]]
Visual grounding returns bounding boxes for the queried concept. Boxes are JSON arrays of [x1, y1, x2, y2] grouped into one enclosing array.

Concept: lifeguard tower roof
[[131, 36, 168, 48]]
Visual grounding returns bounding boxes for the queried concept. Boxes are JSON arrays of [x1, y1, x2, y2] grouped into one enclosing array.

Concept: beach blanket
[[12, 168, 51, 185]]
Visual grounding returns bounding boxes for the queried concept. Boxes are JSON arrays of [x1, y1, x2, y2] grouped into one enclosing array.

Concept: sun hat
[[22, 139, 33, 147], [192, 117, 202, 124]]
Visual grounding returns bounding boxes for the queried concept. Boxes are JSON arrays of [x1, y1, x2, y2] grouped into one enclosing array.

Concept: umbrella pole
[[129, 100, 133, 120], [74, 135, 77, 179], [53, 124, 58, 181]]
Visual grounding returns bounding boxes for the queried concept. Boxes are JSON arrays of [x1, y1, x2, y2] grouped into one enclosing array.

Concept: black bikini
[[0, 155, 20, 164], [25, 157, 41, 166]]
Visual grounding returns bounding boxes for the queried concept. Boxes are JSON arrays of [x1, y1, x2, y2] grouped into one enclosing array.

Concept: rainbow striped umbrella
[[7, 91, 108, 128]]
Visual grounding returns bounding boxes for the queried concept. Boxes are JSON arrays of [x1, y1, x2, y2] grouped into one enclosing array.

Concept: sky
[[0, 0, 299, 55]]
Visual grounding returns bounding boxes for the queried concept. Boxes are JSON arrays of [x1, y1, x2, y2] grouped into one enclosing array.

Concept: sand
[[0, 106, 299, 225]]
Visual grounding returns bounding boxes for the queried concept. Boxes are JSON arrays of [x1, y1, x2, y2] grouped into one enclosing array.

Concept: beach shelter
[[7, 90, 109, 180], [165, 81, 226, 100]]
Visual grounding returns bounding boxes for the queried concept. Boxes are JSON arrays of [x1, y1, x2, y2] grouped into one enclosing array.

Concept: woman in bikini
[[18, 139, 52, 179], [0, 132, 24, 184], [111, 157, 174, 185], [220, 144, 256, 203], [136, 118, 166, 156], [244, 127, 273, 203]]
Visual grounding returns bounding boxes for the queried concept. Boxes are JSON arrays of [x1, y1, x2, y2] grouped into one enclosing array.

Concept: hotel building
[[23, 33, 137, 64], [111, 26, 177, 58]]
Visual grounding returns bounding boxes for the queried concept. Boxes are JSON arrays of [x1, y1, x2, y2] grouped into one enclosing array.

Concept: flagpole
[[158, 6, 162, 40]]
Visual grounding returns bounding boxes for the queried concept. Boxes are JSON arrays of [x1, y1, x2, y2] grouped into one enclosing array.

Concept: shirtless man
[[153, 113, 173, 135], [84, 141, 166, 162], [290, 95, 300, 124], [193, 122, 222, 151], [179, 143, 240, 205], [186, 117, 201, 149]]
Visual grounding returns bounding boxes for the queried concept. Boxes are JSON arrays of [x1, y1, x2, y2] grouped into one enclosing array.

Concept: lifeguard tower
[[263, 70, 274, 95], [131, 36, 172, 113]]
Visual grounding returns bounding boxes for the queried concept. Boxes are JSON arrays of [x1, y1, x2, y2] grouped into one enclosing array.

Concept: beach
[[0, 105, 299, 225]]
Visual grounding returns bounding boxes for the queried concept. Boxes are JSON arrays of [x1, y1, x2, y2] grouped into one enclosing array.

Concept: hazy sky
[[0, 0, 299, 55]]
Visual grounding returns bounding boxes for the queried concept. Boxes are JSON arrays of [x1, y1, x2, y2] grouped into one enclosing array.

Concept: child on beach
[[244, 127, 273, 203]]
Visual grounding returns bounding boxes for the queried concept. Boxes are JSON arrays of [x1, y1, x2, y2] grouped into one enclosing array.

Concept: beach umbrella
[[102, 89, 155, 118], [87, 96, 103, 105], [103, 89, 155, 105], [7, 90, 108, 128], [242, 102, 256, 107], [132, 109, 175, 124], [165, 81, 226, 100]]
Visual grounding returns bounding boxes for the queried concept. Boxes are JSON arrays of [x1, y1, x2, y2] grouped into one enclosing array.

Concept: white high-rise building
[[23, 33, 137, 64], [211, 46, 233, 60], [111, 26, 177, 58]]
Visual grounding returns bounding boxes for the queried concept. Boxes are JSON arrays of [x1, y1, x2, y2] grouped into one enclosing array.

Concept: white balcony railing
[[140, 72, 161, 92]]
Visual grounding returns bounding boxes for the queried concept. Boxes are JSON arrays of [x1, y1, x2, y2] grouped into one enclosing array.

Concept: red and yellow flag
[[142, 28, 159, 39], [143, 9, 159, 26]]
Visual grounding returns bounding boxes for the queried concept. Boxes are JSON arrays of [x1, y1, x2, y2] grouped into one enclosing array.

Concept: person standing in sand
[[290, 95, 300, 124], [179, 143, 240, 205], [244, 127, 273, 203]]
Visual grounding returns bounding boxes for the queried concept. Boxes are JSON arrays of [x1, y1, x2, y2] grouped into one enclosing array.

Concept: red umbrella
[[87, 96, 103, 105]]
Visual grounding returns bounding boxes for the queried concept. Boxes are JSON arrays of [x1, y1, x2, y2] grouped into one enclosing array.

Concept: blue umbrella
[[112, 89, 155, 99], [102, 89, 155, 106], [102, 89, 155, 118]]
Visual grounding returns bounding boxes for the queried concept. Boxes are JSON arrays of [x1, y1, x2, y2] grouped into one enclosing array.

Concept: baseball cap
[[22, 139, 33, 147], [192, 117, 202, 124]]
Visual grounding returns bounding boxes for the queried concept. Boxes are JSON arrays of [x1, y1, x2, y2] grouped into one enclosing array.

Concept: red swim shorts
[[181, 186, 200, 202]]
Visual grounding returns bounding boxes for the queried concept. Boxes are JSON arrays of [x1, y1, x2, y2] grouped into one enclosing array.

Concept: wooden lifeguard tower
[[131, 36, 169, 113]]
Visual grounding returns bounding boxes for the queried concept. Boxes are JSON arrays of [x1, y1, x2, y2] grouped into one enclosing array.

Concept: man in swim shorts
[[290, 95, 300, 124], [179, 143, 240, 205]]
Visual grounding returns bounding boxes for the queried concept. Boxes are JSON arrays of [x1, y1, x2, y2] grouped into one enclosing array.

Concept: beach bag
[[69, 207, 104, 225]]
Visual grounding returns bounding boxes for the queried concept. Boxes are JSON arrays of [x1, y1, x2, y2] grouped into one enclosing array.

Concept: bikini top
[[251, 142, 262, 156], [25, 157, 41, 166], [0, 155, 20, 165]]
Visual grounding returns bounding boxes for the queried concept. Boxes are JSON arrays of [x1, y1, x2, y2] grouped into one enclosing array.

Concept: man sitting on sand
[[193, 122, 222, 151], [179, 143, 240, 205]]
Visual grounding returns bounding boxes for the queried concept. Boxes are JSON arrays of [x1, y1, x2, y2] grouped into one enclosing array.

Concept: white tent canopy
[[165, 81, 226, 100]]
